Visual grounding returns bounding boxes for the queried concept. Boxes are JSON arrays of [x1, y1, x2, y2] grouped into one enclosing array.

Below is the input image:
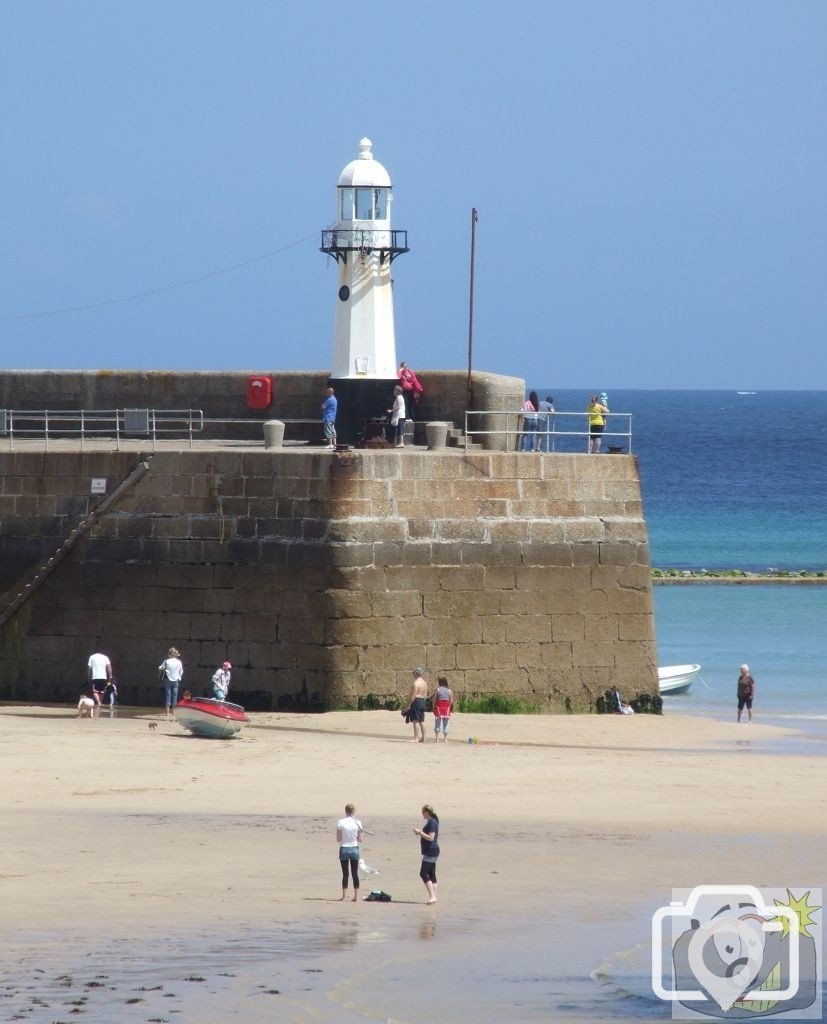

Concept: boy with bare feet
[[407, 668, 428, 742]]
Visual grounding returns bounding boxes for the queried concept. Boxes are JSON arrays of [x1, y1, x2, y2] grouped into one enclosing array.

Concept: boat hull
[[658, 664, 701, 695], [175, 698, 250, 739]]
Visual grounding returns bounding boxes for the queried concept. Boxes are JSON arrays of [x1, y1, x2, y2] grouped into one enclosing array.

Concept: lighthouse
[[321, 138, 409, 378]]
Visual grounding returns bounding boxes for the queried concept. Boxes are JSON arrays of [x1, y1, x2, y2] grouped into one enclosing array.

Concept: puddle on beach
[[2, 908, 666, 1024]]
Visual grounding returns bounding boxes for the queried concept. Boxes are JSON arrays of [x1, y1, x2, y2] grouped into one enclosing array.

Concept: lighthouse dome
[[338, 137, 392, 188]]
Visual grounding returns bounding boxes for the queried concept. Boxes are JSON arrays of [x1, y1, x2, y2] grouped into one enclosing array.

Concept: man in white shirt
[[87, 651, 113, 706], [159, 647, 184, 717]]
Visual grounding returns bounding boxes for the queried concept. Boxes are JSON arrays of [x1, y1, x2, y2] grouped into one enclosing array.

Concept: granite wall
[[0, 444, 657, 711]]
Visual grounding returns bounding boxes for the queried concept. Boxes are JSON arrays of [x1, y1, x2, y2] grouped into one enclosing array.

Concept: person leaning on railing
[[536, 395, 555, 452], [520, 391, 539, 451], [587, 394, 609, 453]]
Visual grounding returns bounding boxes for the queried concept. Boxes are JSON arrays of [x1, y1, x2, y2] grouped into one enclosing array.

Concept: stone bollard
[[263, 420, 285, 449], [425, 421, 451, 451]]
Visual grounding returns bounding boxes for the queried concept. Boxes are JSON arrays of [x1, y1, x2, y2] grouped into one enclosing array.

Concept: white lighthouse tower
[[321, 138, 409, 380]]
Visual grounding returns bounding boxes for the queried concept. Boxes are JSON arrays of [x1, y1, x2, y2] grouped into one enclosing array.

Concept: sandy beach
[[1, 705, 824, 1022]]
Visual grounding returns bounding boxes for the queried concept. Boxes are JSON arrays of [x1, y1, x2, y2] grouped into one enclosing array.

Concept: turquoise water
[[655, 584, 827, 726], [535, 389, 827, 571], [533, 390, 827, 726]]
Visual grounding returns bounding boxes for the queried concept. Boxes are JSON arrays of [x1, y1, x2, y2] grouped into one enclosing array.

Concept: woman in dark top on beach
[[413, 804, 440, 904]]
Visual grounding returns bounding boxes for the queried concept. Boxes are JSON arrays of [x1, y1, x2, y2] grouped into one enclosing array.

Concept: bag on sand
[[364, 890, 392, 902]]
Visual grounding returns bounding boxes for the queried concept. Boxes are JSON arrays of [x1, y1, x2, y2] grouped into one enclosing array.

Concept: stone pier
[[0, 442, 657, 710]]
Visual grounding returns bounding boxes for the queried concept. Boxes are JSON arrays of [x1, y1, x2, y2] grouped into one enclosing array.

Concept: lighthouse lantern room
[[320, 138, 409, 381]]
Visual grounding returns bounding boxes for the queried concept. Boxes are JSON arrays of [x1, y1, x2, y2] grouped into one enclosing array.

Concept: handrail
[[0, 458, 151, 631], [0, 409, 204, 451], [463, 409, 632, 453]]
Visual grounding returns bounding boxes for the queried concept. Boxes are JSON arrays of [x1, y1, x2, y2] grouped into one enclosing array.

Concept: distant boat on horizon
[[736, 391, 757, 395]]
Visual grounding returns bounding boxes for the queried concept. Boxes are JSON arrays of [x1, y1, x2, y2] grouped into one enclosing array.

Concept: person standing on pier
[[521, 392, 539, 452], [587, 394, 609, 453], [398, 361, 423, 420], [388, 385, 406, 448], [321, 386, 338, 450], [537, 395, 555, 452]]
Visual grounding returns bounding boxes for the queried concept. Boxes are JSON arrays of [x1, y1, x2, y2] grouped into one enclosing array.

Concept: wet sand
[[1, 706, 825, 1022]]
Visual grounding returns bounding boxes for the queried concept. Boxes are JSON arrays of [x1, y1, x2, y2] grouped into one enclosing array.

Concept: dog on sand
[[148, 721, 158, 732]]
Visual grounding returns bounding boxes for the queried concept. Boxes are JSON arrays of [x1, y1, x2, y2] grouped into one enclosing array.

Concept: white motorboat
[[658, 664, 701, 695]]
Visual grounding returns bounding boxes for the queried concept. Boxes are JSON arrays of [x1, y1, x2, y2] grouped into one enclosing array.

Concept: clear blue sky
[[1, 1, 824, 389]]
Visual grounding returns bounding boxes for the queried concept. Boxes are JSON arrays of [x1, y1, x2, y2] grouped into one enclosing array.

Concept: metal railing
[[0, 409, 204, 451], [320, 227, 409, 253], [463, 410, 633, 453]]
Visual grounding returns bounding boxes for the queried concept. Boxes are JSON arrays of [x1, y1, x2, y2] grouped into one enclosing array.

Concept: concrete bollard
[[425, 421, 451, 451], [263, 420, 285, 449]]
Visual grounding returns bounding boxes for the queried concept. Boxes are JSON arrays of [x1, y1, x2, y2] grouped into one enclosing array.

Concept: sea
[[532, 389, 827, 728]]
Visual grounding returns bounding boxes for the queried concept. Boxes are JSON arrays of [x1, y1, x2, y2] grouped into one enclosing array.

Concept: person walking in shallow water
[[336, 803, 363, 901], [413, 804, 440, 904], [737, 663, 755, 723]]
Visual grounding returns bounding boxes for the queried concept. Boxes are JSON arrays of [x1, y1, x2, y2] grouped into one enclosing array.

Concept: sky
[[1, 1, 824, 389]]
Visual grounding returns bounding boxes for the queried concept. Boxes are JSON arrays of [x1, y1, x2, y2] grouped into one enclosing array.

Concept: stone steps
[[446, 427, 482, 451]]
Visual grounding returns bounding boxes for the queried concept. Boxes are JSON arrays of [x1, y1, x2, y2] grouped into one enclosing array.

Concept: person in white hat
[[158, 647, 184, 717], [212, 661, 232, 701]]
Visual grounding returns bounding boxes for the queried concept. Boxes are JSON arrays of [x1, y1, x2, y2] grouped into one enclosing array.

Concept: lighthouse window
[[374, 188, 388, 219], [355, 188, 373, 220], [340, 188, 353, 220], [338, 285, 350, 302]]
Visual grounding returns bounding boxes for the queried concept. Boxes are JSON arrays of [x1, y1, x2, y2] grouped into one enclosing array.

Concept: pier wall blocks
[[0, 447, 657, 711]]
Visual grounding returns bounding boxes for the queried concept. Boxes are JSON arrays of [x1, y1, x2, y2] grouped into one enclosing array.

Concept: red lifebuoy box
[[246, 375, 272, 410]]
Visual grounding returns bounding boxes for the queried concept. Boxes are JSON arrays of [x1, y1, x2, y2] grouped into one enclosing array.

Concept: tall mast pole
[[466, 207, 478, 411]]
